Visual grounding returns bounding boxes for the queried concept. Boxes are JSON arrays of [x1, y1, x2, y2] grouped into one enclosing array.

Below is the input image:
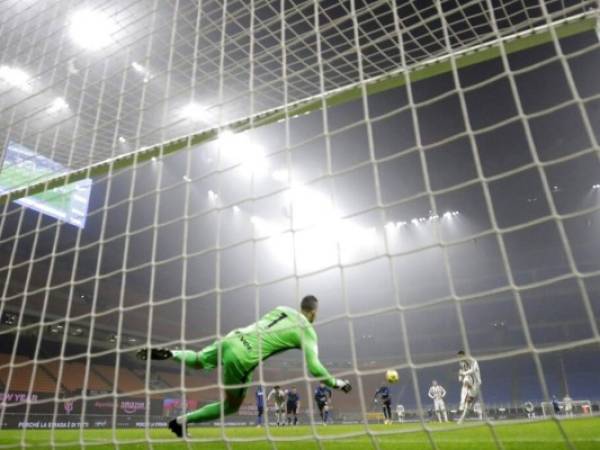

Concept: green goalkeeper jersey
[[223, 306, 337, 388]]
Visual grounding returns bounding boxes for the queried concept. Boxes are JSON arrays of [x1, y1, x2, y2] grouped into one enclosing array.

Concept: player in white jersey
[[396, 404, 405, 423], [524, 401, 535, 419], [563, 396, 574, 417], [427, 380, 448, 422], [267, 385, 287, 426], [457, 350, 482, 424]]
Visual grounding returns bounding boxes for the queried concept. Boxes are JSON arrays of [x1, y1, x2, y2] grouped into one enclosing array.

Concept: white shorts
[[433, 398, 446, 412], [274, 403, 286, 413]]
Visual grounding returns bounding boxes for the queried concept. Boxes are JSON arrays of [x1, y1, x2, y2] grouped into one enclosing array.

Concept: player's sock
[[171, 350, 202, 369], [324, 410, 329, 423], [457, 407, 468, 424]]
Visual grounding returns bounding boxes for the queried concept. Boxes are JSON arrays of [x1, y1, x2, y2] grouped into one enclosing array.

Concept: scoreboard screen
[[0, 141, 91, 228]]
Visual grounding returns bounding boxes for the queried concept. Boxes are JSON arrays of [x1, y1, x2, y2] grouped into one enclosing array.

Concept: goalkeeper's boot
[[168, 418, 187, 438], [136, 347, 172, 361]]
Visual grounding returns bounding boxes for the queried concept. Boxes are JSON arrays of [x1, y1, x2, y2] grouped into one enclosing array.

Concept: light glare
[[48, 97, 68, 113], [69, 10, 115, 50], [218, 131, 269, 176], [131, 62, 145, 73], [181, 103, 209, 122], [131, 61, 151, 82], [0, 65, 32, 92], [272, 169, 289, 182]]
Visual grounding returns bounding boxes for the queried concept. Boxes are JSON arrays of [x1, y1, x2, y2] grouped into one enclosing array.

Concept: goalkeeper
[[137, 295, 352, 438]]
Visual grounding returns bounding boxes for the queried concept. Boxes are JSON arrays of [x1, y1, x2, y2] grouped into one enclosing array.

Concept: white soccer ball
[[385, 369, 399, 384]]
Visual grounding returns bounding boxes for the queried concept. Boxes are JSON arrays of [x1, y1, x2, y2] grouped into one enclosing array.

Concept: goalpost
[[1, 0, 599, 448]]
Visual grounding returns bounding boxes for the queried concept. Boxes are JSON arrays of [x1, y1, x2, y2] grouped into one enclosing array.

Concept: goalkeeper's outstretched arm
[[303, 327, 351, 393]]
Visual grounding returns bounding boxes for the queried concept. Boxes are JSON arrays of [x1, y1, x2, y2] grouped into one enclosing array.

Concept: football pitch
[[3, 418, 599, 450]]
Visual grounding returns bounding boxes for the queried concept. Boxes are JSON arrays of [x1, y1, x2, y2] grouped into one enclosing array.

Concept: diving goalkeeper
[[137, 295, 352, 438]]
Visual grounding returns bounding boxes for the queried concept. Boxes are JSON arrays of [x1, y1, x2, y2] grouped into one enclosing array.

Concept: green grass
[[3, 418, 599, 450]]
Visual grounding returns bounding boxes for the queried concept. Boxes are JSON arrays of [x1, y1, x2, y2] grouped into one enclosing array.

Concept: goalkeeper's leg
[[176, 389, 244, 425], [136, 347, 208, 369], [171, 350, 204, 369], [140, 342, 250, 437]]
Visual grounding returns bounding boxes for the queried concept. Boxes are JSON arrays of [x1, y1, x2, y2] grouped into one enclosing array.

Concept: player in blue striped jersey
[[374, 385, 392, 424]]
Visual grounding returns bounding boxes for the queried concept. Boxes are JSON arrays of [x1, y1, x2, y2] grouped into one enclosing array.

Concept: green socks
[[181, 400, 239, 424], [170, 350, 239, 424]]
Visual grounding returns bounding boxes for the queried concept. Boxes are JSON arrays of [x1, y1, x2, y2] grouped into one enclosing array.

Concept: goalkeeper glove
[[136, 348, 173, 361], [335, 379, 352, 394]]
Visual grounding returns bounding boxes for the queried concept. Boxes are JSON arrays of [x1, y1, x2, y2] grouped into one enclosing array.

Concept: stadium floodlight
[[131, 61, 151, 82], [344, 225, 377, 248], [593, 184, 600, 190], [180, 102, 210, 122], [49, 324, 64, 334], [385, 221, 397, 231], [218, 130, 269, 176], [131, 62, 145, 73], [1, 312, 16, 325], [207, 189, 218, 203], [287, 185, 337, 229], [250, 215, 279, 236], [0, 65, 32, 92], [271, 169, 289, 182], [47, 97, 69, 113], [68, 9, 115, 50]]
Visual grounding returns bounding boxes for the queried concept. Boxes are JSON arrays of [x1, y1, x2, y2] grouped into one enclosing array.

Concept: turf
[[2, 418, 599, 450]]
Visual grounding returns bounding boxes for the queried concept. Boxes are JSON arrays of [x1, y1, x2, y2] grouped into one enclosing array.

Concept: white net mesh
[[1, 0, 600, 448]]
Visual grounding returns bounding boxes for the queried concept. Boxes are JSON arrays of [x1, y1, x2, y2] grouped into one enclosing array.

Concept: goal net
[[1, 0, 599, 448], [541, 399, 593, 417]]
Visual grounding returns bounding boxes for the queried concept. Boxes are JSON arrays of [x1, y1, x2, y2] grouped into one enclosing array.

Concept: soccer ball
[[385, 369, 399, 384]]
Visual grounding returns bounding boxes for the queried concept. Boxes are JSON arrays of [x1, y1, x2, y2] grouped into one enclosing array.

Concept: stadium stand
[[93, 364, 145, 394], [44, 360, 111, 392], [0, 354, 58, 393]]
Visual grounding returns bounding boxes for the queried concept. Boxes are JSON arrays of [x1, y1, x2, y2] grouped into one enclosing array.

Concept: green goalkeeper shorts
[[197, 338, 254, 399]]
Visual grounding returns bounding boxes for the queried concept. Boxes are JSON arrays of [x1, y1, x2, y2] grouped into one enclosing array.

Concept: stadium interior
[[1, 0, 600, 447]]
